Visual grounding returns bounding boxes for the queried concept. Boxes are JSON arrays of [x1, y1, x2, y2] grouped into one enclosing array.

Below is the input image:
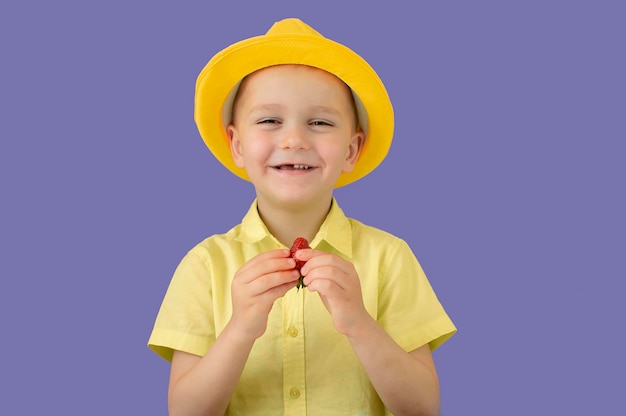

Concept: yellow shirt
[[148, 198, 456, 415]]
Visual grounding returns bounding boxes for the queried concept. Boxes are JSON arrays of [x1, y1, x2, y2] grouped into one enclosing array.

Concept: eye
[[310, 120, 333, 127], [258, 118, 280, 124]]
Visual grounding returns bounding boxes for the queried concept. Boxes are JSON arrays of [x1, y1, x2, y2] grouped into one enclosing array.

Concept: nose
[[279, 124, 310, 150]]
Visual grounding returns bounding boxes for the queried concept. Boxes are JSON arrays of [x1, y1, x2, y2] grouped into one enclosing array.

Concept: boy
[[148, 18, 456, 416]]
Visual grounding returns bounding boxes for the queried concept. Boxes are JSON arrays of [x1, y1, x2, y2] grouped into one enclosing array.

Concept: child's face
[[227, 65, 364, 207]]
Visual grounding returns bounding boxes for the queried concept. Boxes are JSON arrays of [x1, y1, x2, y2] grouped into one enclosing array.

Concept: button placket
[[282, 288, 306, 412]]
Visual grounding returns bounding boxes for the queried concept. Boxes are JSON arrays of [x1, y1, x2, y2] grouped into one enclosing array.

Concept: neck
[[256, 195, 333, 247]]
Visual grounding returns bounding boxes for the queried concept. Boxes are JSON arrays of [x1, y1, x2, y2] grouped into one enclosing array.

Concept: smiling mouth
[[273, 164, 313, 170]]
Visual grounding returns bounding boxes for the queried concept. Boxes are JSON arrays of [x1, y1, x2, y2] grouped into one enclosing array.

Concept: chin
[[259, 188, 319, 208]]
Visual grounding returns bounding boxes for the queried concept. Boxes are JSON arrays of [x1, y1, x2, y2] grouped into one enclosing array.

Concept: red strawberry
[[289, 237, 310, 290]]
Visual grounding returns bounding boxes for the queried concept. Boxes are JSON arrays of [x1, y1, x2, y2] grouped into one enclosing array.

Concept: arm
[[168, 249, 300, 416], [168, 323, 256, 416], [299, 250, 440, 416], [345, 318, 440, 416]]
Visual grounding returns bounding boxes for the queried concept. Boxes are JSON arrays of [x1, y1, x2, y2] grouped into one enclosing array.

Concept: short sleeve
[[377, 239, 456, 352], [147, 246, 216, 362]]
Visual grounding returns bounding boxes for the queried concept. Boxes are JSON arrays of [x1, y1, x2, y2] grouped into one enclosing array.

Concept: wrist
[[223, 318, 262, 346], [343, 313, 379, 342]]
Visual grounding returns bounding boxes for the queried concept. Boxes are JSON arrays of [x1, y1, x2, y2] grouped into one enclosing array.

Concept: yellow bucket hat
[[194, 18, 394, 188]]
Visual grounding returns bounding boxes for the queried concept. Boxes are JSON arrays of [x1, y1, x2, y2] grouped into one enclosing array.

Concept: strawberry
[[289, 237, 310, 290]]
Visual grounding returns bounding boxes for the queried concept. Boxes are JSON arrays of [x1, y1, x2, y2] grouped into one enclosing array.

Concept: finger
[[251, 269, 301, 294], [292, 248, 319, 262], [261, 277, 302, 300], [238, 252, 295, 283], [241, 249, 291, 270], [302, 266, 348, 290], [300, 254, 353, 276], [238, 259, 296, 285]]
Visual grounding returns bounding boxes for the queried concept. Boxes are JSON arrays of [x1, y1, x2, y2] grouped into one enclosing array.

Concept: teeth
[[293, 165, 310, 170]]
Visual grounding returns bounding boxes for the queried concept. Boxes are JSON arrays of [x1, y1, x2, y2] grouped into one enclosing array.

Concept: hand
[[297, 249, 371, 336], [230, 249, 300, 340]]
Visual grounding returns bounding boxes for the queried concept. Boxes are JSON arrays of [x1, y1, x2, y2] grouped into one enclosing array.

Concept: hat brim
[[194, 33, 394, 188]]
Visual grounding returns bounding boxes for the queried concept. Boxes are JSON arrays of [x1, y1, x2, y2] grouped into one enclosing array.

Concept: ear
[[227, 124, 245, 168], [342, 130, 365, 173]]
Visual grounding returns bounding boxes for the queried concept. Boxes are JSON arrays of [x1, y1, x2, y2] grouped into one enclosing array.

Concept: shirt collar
[[236, 198, 353, 260]]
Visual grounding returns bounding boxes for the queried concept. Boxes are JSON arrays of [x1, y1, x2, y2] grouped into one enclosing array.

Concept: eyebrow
[[308, 105, 342, 117], [248, 104, 284, 114]]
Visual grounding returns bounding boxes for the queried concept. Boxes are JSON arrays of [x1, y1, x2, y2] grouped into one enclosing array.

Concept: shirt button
[[290, 387, 300, 398], [287, 326, 298, 337]]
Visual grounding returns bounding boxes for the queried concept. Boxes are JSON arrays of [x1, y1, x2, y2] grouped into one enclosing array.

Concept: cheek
[[319, 144, 350, 168], [241, 136, 274, 162]]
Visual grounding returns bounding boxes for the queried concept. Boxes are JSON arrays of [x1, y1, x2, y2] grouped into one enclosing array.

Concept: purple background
[[1, 1, 624, 414]]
